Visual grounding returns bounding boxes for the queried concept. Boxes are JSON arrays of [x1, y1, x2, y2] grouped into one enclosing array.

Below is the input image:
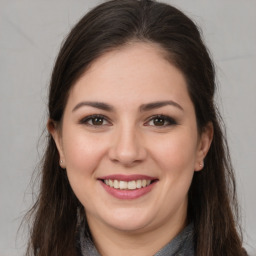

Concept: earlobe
[[195, 122, 214, 171], [47, 119, 66, 168]]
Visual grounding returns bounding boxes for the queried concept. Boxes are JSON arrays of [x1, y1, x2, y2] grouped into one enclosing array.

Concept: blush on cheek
[[64, 136, 107, 177], [153, 140, 196, 177]]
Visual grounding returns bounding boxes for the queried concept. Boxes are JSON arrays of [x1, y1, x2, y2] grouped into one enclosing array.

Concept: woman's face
[[51, 43, 212, 234]]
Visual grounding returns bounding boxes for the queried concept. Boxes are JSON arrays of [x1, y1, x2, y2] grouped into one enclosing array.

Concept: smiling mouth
[[101, 179, 157, 190], [99, 175, 158, 199]]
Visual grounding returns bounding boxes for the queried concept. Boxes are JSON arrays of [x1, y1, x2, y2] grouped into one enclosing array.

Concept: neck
[[86, 212, 187, 256]]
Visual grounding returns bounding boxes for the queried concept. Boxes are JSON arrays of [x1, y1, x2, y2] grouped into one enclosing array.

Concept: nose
[[108, 125, 147, 166]]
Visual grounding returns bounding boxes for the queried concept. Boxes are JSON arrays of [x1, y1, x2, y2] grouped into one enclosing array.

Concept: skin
[[49, 42, 213, 256]]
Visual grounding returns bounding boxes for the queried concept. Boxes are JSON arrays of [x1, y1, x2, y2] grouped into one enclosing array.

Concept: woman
[[25, 0, 247, 255]]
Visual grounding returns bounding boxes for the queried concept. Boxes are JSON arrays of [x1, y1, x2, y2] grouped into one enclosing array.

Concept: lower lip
[[100, 181, 157, 200]]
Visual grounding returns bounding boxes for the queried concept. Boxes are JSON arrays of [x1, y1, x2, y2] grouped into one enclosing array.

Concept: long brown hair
[[25, 0, 246, 255]]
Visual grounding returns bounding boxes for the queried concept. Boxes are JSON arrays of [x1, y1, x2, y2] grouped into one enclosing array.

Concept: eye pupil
[[153, 118, 165, 126], [92, 117, 103, 125]]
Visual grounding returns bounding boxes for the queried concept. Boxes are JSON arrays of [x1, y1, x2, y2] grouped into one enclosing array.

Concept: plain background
[[0, 0, 255, 255]]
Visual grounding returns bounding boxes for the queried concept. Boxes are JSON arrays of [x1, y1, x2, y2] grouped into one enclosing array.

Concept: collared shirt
[[78, 223, 195, 256]]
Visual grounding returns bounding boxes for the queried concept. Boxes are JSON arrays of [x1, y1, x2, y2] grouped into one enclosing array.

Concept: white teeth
[[103, 179, 152, 190], [109, 180, 114, 187], [128, 181, 136, 189], [136, 180, 142, 188], [119, 181, 127, 189], [113, 180, 119, 189]]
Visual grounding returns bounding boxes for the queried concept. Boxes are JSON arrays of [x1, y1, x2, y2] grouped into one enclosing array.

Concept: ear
[[47, 119, 66, 168], [194, 122, 214, 171]]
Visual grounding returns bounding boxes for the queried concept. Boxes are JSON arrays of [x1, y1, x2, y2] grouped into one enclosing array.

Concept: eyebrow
[[72, 100, 183, 112], [72, 101, 114, 112], [139, 100, 184, 112]]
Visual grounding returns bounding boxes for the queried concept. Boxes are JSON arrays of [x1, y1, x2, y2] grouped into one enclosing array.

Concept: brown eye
[[91, 117, 104, 125], [145, 115, 177, 127], [80, 114, 110, 126], [153, 117, 165, 126]]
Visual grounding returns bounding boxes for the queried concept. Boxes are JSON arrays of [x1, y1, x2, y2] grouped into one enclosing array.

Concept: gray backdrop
[[0, 0, 255, 255]]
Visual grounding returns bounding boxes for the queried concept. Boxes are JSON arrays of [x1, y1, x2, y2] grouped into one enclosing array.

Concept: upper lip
[[98, 174, 158, 182]]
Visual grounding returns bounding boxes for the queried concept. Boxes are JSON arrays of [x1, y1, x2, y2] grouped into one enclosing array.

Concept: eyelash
[[79, 114, 177, 127], [79, 114, 111, 127], [145, 114, 177, 127]]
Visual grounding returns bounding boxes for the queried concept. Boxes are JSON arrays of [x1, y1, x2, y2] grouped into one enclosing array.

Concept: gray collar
[[154, 223, 194, 256], [78, 223, 194, 256]]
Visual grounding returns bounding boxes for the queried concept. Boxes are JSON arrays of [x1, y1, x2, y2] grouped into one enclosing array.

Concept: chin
[[102, 209, 153, 232], [107, 219, 150, 233]]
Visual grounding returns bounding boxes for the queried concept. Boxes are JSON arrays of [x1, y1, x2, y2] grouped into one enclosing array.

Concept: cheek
[[62, 128, 107, 175], [149, 130, 198, 174], [149, 131, 198, 211], [61, 129, 109, 206]]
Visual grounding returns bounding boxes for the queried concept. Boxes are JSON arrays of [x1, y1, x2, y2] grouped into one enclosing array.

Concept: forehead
[[67, 42, 192, 110]]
